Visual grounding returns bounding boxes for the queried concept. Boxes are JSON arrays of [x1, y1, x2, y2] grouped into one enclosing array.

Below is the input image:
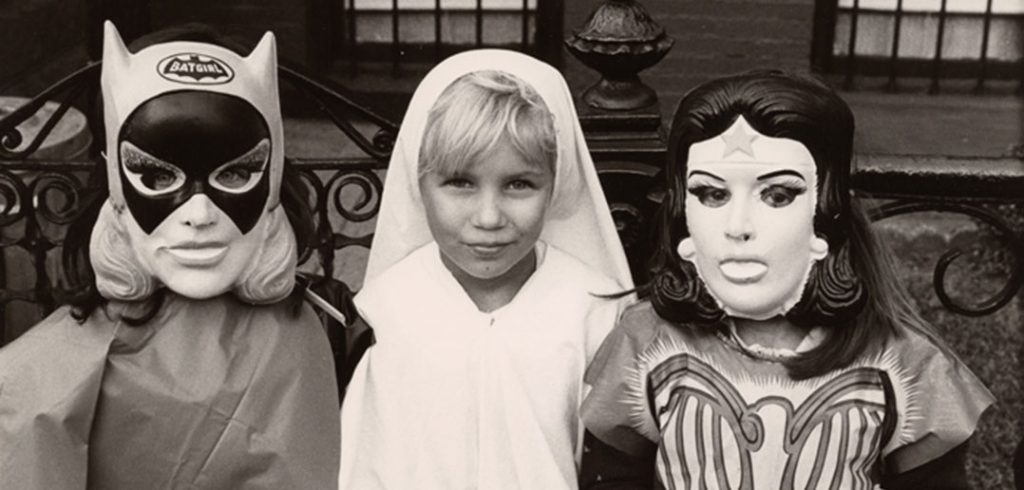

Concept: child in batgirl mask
[[94, 20, 291, 303], [578, 71, 994, 489], [0, 23, 340, 489]]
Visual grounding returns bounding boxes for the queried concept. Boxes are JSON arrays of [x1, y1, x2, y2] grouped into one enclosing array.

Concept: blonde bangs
[[419, 70, 555, 177]]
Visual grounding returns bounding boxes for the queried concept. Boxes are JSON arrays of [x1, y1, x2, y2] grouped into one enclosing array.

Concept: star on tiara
[[721, 122, 758, 158]]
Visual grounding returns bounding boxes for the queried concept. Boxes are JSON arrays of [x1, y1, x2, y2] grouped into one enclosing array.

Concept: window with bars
[[812, 0, 1024, 91], [308, 0, 563, 75]]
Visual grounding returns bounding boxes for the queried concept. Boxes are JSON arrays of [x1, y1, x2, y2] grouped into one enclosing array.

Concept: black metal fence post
[[564, 0, 673, 283], [844, 0, 860, 90], [885, 0, 904, 92], [974, 0, 995, 94], [565, 0, 672, 112], [928, 0, 948, 95]]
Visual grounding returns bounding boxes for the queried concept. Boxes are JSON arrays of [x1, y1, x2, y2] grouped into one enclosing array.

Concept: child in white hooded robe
[[338, 50, 634, 489]]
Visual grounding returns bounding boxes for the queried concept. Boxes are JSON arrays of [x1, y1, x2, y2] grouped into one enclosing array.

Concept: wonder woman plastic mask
[[676, 117, 829, 320], [91, 22, 296, 303]]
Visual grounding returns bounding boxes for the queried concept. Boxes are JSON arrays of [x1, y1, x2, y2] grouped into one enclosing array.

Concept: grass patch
[[875, 206, 1021, 488]]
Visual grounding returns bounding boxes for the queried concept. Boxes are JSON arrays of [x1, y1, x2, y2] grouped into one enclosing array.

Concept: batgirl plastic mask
[[92, 22, 295, 302], [119, 92, 270, 233], [676, 117, 829, 320]]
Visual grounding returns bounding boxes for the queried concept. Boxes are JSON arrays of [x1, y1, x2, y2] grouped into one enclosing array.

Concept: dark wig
[[647, 71, 916, 379], [62, 25, 317, 325]]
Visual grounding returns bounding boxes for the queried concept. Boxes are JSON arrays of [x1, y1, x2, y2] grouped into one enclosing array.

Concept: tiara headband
[[688, 118, 815, 166]]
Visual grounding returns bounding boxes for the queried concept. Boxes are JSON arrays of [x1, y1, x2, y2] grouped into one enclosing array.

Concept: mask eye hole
[[760, 184, 802, 208], [120, 142, 187, 196], [208, 139, 270, 194], [686, 183, 730, 208]]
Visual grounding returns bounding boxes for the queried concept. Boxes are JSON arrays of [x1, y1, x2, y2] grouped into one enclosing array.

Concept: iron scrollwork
[[0, 64, 99, 160], [597, 160, 661, 284], [294, 164, 384, 278], [279, 65, 398, 161], [278, 64, 395, 280], [868, 198, 1023, 317], [2, 53, 1022, 347], [0, 59, 101, 342], [31, 171, 84, 227]]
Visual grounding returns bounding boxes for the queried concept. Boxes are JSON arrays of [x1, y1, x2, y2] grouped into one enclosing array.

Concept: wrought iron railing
[[0, 50, 666, 346], [854, 154, 1024, 316], [2, 1, 1022, 352]]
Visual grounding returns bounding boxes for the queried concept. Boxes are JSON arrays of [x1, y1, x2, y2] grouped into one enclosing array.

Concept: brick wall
[[1, 1, 821, 118], [0, 0, 88, 95], [564, 0, 818, 122], [0, 0, 309, 96], [149, 0, 308, 66]]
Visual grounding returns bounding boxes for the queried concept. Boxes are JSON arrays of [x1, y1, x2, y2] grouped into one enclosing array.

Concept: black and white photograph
[[0, 0, 1020, 488]]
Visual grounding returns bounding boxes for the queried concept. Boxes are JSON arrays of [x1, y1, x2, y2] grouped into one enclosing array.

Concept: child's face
[[677, 117, 828, 319], [419, 139, 554, 283]]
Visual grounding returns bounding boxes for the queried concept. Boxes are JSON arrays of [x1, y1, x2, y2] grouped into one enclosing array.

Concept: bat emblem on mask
[[157, 53, 235, 85]]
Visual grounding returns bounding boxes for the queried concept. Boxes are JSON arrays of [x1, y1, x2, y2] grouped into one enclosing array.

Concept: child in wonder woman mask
[[339, 50, 634, 489], [0, 23, 339, 489], [579, 71, 994, 489]]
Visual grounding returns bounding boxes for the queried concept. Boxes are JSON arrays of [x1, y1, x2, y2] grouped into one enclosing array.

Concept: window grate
[[813, 0, 1024, 93], [311, 0, 552, 76]]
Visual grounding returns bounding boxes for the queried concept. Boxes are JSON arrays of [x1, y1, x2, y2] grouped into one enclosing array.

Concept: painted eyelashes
[[121, 139, 270, 197], [686, 178, 807, 209]]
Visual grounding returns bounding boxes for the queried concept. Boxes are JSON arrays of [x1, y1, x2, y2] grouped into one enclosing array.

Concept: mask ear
[[811, 235, 829, 261], [244, 31, 284, 209], [246, 31, 277, 84], [102, 21, 131, 72], [676, 237, 696, 261], [101, 21, 134, 208]]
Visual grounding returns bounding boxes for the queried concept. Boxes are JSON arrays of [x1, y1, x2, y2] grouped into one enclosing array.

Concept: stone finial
[[565, 0, 674, 111]]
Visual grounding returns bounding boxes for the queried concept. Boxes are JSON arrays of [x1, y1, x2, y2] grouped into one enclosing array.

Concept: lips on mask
[[676, 116, 829, 320]]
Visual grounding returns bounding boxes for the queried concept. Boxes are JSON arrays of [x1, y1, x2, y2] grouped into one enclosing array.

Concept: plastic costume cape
[[0, 23, 340, 489], [340, 50, 634, 489]]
